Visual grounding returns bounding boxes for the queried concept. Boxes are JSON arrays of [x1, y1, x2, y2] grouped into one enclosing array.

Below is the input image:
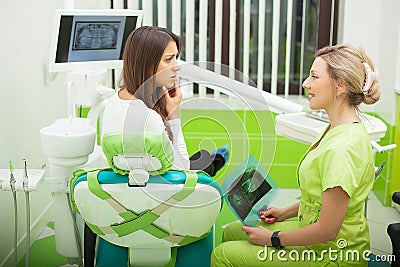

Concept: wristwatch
[[271, 231, 283, 249]]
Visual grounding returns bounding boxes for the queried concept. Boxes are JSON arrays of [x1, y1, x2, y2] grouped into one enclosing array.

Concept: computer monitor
[[49, 9, 143, 73]]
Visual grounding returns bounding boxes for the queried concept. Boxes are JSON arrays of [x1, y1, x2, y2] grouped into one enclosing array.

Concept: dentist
[[211, 44, 380, 267]]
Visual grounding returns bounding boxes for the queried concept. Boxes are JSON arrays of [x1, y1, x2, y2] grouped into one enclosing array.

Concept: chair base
[[95, 231, 214, 267]]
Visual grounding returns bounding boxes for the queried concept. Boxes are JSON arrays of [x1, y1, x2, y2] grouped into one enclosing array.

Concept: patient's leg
[[84, 224, 96, 267], [190, 149, 215, 175], [189, 147, 228, 176]]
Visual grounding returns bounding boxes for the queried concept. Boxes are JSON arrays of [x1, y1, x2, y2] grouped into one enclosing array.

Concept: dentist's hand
[[163, 81, 182, 120], [259, 206, 286, 223], [242, 225, 273, 246]]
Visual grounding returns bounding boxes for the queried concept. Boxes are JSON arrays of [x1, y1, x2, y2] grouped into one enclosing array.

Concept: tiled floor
[[366, 192, 400, 257], [17, 190, 400, 267]]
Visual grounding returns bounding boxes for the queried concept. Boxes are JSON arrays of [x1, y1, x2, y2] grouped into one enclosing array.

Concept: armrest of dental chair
[[387, 191, 400, 267]]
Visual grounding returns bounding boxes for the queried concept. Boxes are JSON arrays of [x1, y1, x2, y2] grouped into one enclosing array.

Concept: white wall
[[0, 0, 64, 265], [0, 0, 108, 265], [339, 0, 400, 124]]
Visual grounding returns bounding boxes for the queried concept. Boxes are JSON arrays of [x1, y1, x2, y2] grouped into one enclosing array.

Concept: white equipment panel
[[275, 111, 387, 144], [0, 169, 45, 191]]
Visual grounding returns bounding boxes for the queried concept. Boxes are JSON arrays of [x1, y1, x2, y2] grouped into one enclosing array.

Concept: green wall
[[180, 109, 308, 189], [388, 95, 400, 202], [370, 109, 399, 206]]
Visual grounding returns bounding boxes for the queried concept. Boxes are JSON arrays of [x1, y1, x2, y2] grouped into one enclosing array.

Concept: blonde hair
[[315, 44, 380, 106]]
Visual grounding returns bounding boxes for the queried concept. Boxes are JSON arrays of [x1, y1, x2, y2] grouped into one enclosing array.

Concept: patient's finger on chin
[[162, 87, 170, 98], [175, 85, 181, 93]]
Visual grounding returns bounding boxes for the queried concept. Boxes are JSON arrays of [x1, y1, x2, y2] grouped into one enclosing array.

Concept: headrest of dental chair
[[101, 132, 174, 176]]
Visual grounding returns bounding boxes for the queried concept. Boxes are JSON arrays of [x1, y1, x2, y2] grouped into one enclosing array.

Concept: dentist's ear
[[335, 80, 347, 98]]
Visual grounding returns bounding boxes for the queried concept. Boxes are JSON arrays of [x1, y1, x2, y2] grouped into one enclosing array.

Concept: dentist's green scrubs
[[211, 123, 374, 266]]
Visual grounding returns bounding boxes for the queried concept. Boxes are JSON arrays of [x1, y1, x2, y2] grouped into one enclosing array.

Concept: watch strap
[[271, 231, 283, 249]]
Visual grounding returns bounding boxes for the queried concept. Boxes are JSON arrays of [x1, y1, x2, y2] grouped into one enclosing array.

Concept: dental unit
[[37, 8, 304, 266], [0, 160, 45, 267]]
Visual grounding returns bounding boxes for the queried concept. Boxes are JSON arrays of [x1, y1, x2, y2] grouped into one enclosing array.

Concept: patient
[[83, 26, 226, 267], [102, 25, 226, 174], [102, 26, 189, 170]]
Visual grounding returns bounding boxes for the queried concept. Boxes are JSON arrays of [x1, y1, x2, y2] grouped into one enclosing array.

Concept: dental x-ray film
[[222, 155, 279, 226]]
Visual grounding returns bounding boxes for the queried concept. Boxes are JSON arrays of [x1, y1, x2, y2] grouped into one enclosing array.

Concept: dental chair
[[70, 132, 223, 266]]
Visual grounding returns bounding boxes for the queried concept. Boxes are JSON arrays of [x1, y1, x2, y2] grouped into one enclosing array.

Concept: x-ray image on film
[[73, 22, 120, 50], [227, 168, 272, 220], [222, 155, 279, 226]]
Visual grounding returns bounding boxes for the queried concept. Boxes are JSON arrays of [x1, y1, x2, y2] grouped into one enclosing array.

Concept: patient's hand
[[163, 81, 182, 119]]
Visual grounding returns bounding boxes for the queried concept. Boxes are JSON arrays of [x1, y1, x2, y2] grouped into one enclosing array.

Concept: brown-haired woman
[[90, 26, 227, 267], [102, 25, 190, 169]]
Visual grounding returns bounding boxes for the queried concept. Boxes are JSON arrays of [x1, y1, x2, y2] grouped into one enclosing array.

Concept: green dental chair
[[70, 132, 223, 266]]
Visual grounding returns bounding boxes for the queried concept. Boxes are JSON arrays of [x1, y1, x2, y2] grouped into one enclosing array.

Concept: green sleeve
[[319, 145, 368, 197]]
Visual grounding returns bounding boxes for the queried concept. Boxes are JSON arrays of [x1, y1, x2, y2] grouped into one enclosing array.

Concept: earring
[[335, 95, 338, 99]]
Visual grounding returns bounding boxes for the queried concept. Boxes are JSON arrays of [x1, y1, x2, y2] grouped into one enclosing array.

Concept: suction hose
[[67, 191, 83, 266], [9, 160, 18, 267], [23, 159, 30, 267], [25, 191, 30, 267], [12, 191, 18, 266]]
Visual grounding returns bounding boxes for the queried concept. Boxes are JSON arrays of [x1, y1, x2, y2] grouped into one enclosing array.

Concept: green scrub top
[[297, 123, 374, 266]]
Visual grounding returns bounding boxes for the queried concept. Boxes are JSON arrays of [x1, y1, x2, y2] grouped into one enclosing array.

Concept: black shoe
[[189, 145, 229, 177]]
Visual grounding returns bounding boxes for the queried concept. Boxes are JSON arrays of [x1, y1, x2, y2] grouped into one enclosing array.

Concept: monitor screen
[[49, 9, 143, 72]]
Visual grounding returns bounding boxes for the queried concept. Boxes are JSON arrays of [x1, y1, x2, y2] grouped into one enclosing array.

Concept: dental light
[[179, 61, 304, 114]]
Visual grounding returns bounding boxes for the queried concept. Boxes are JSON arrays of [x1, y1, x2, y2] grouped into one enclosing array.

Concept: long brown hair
[[120, 26, 182, 141]]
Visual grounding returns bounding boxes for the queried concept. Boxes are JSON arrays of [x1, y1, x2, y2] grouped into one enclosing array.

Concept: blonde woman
[[211, 44, 380, 266]]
